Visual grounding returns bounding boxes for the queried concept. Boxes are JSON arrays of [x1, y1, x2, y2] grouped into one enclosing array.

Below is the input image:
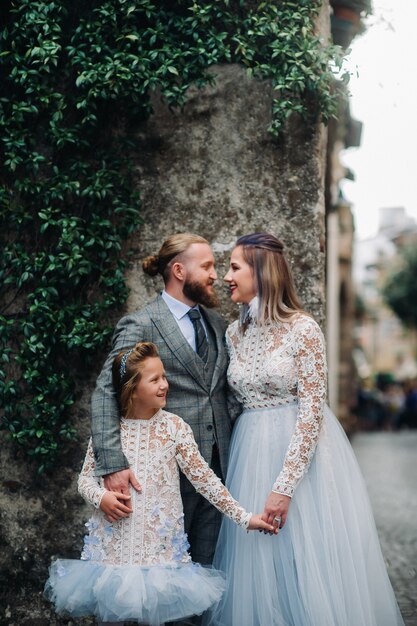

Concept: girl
[[45, 342, 274, 626]]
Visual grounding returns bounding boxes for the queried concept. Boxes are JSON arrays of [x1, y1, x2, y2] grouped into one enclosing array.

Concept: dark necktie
[[188, 308, 208, 363]]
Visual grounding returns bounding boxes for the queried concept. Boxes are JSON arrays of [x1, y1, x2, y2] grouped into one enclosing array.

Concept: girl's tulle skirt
[[204, 403, 404, 626], [45, 559, 225, 625]]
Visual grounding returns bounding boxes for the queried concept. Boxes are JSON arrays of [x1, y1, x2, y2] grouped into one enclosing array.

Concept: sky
[[340, 0, 417, 241]]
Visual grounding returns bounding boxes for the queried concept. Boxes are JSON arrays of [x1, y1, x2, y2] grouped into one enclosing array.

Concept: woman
[[205, 233, 404, 626]]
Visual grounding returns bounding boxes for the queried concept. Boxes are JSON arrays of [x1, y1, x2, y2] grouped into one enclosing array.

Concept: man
[[91, 232, 235, 566]]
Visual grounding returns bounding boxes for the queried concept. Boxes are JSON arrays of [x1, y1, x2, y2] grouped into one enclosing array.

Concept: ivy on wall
[[0, 0, 342, 471]]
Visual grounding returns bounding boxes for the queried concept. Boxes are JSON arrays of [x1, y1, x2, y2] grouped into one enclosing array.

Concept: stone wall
[[0, 60, 327, 626], [127, 64, 327, 325]]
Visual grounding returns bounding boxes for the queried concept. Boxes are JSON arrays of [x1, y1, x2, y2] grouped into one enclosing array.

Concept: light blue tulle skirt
[[204, 403, 404, 626], [45, 559, 225, 625]]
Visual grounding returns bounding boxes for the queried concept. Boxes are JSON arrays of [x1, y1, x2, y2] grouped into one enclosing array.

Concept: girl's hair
[[112, 342, 160, 419], [236, 232, 304, 325], [142, 233, 209, 282]]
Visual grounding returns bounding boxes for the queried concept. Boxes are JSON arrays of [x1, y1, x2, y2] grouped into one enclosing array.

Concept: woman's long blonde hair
[[236, 232, 304, 325]]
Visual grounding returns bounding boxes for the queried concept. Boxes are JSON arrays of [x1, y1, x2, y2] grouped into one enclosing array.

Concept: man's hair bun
[[142, 234, 209, 282], [142, 254, 160, 277]]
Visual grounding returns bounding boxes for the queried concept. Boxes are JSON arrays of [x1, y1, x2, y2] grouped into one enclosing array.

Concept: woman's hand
[[248, 514, 278, 534], [262, 492, 291, 529], [100, 491, 133, 522]]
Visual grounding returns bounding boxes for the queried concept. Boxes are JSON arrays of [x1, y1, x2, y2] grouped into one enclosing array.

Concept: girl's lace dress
[[44, 410, 251, 625], [204, 312, 404, 626]]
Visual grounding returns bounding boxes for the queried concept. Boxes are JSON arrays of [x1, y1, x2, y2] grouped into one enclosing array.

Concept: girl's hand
[[262, 492, 291, 528], [100, 491, 133, 522], [248, 513, 278, 534]]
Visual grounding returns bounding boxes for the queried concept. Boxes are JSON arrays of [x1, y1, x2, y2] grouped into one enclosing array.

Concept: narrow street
[[352, 431, 417, 626]]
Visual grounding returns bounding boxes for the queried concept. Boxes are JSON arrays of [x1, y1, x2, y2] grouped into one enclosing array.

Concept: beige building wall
[[354, 221, 417, 381]]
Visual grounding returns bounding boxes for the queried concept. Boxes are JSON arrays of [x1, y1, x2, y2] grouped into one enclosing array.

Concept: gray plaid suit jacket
[[91, 295, 233, 479]]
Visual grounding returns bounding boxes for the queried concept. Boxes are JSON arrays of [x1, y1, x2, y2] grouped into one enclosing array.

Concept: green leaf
[[0, 0, 338, 473]]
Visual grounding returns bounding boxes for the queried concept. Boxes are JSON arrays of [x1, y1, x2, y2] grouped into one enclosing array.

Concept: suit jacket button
[[207, 424, 213, 432]]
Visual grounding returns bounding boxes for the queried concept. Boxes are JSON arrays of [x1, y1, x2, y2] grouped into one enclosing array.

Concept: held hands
[[103, 468, 141, 495], [262, 491, 291, 529], [102, 468, 141, 522], [248, 513, 278, 534], [100, 491, 133, 522]]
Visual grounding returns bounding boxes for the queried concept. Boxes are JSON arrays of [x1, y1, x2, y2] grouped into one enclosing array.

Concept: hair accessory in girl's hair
[[120, 348, 134, 380]]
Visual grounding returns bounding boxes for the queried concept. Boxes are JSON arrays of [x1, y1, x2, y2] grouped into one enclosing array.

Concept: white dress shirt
[[161, 290, 208, 352]]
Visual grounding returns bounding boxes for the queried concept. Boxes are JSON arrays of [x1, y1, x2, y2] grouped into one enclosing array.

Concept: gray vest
[[199, 315, 218, 443], [203, 319, 217, 383]]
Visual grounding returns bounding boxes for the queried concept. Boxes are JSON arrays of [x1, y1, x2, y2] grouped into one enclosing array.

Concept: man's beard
[[183, 278, 219, 308]]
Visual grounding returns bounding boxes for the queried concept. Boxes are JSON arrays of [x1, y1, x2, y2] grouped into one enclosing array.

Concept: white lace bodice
[[78, 410, 251, 566], [226, 313, 327, 498]]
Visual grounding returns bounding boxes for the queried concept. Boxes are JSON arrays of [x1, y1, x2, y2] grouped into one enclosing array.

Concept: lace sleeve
[[272, 318, 327, 498], [226, 327, 243, 421], [77, 438, 107, 509], [225, 321, 238, 354], [175, 420, 251, 529]]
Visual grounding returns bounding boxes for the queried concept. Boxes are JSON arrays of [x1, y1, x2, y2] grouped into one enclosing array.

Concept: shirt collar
[[161, 290, 195, 320]]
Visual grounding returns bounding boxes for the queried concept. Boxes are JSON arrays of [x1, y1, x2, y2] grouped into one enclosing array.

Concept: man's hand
[[100, 491, 133, 522], [103, 468, 141, 495], [261, 492, 291, 528]]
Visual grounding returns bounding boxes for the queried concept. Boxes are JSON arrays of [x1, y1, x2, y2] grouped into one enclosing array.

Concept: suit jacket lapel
[[151, 296, 209, 391], [202, 307, 228, 392]]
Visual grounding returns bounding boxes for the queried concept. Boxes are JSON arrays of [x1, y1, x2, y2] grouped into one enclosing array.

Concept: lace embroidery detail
[[77, 443, 107, 509], [80, 517, 113, 561], [175, 420, 251, 529], [226, 314, 327, 497], [77, 411, 251, 566]]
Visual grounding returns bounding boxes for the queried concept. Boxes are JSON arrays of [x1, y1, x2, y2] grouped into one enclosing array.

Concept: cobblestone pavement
[[352, 430, 417, 626]]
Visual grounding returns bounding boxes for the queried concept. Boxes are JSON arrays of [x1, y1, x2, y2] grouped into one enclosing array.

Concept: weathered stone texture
[[127, 64, 326, 326], [1, 63, 326, 625]]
